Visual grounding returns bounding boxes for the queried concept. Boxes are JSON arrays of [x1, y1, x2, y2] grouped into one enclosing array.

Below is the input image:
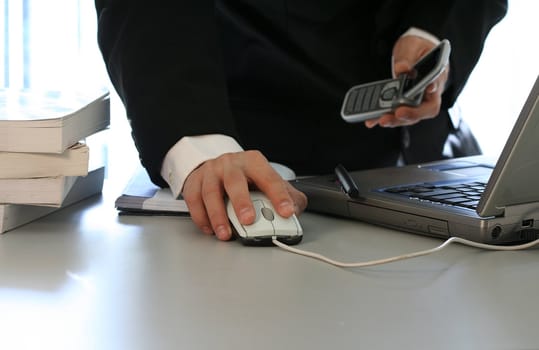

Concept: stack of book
[[0, 88, 111, 233]]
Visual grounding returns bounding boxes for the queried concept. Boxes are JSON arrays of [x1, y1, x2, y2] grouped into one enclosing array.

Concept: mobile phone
[[341, 39, 451, 123]]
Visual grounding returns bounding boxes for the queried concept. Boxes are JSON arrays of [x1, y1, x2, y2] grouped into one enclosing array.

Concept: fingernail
[[239, 207, 255, 224], [201, 226, 213, 234], [215, 225, 230, 240], [279, 200, 294, 216]]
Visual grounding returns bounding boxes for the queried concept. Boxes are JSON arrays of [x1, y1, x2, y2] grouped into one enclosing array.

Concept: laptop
[[292, 75, 539, 244]]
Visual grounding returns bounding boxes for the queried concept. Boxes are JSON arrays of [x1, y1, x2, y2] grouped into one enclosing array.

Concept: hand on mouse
[[365, 35, 449, 129], [181, 150, 308, 241]]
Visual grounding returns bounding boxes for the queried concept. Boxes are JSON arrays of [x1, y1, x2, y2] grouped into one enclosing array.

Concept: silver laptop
[[293, 75, 539, 244]]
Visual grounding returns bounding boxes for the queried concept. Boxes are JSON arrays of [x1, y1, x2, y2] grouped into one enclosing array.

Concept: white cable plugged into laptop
[[271, 236, 539, 268]]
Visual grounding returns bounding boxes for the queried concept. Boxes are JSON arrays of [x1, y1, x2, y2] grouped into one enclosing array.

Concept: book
[[0, 166, 105, 234], [0, 174, 79, 207], [0, 142, 89, 178], [0, 88, 110, 153], [115, 166, 189, 215]]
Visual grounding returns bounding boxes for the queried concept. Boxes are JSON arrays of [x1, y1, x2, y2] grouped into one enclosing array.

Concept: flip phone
[[341, 39, 451, 123]]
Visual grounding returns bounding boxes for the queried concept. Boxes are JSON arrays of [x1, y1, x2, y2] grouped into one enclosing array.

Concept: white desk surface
[[2, 179, 539, 350]]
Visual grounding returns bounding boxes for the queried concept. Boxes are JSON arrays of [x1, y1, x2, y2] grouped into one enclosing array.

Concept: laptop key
[[460, 200, 480, 209], [443, 197, 471, 204], [430, 193, 467, 200], [415, 189, 460, 198], [383, 180, 487, 210]]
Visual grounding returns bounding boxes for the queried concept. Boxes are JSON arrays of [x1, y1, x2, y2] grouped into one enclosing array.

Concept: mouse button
[[252, 200, 264, 222], [272, 213, 303, 236], [243, 200, 275, 237], [260, 207, 275, 221]]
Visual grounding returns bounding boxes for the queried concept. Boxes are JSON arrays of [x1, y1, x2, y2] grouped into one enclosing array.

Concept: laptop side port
[[522, 219, 534, 228]]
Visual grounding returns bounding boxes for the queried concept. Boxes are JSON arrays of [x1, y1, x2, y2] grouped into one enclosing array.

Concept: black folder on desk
[[293, 75, 539, 244]]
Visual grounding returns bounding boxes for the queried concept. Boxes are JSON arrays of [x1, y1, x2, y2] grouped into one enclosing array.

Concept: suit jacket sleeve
[[95, 0, 237, 187], [375, 0, 507, 109]]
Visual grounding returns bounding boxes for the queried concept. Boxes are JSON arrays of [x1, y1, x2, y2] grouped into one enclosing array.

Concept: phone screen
[[402, 44, 444, 95]]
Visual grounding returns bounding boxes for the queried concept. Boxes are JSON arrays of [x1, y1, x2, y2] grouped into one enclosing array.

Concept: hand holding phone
[[341, 39, 451, 123]]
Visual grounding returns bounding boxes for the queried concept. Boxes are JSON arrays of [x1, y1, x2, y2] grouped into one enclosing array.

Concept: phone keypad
[[381, 87, 398, 101], [344, 81, 397, 116]]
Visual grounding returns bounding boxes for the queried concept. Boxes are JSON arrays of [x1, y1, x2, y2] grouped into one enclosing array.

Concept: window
[[456, 1, 539, 157], [1, 0, 108, 89]]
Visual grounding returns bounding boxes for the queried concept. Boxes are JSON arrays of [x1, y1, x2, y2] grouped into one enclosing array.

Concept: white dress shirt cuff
[[161, 134, 244, 198], [401, 27, 441, 46]]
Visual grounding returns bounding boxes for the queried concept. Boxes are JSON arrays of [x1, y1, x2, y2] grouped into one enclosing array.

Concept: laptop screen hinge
[[501, 202, 539, 220]]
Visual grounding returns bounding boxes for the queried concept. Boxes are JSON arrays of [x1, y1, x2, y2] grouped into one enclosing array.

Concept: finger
[[221, 156, 256, 226], [285, 182, 308, 215], [378, 104, 434, 128], [182, 169, 213, 235], [377, 113, 401, 128], [394, 96, 441, 124], [243, 150, 296, 218], [426, 80, 438, 94], [200, 167, 231, 241], [364, 118, 380, 128], [426, 74, 446, 95], [392, 60, 413, 77], [365, 112, 394, 128], [393, 36, 435, 70]]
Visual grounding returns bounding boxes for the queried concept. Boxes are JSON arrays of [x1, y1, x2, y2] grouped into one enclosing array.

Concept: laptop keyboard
[[383, 181, 486, 210]]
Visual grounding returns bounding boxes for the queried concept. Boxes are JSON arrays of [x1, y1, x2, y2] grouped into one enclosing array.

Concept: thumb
[[392, 57, 414, 78]]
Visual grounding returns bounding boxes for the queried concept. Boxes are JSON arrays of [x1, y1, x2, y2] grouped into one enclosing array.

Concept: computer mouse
[[226, 191, 303, 246]]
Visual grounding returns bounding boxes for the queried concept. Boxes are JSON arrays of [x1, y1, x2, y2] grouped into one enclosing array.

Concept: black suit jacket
[[95, 0, 507, 187]]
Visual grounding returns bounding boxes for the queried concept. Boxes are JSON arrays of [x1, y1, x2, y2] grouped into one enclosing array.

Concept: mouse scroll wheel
[[260, 207, 275, 221]]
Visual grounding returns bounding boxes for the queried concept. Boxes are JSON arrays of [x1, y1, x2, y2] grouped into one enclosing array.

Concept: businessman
[[95, 1, 507, 240]]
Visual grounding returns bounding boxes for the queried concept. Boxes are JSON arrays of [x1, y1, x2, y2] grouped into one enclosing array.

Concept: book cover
[[0, 88, 110, 153], [0, 167, 105, 234], [0, 142, 89, 178], [115, 166, 189, 215]]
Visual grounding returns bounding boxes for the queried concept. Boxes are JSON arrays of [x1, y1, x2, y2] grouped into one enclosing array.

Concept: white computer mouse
[[226, 191, 303, 246]]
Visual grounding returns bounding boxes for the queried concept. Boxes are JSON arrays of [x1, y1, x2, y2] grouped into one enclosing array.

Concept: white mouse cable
[[271, 236, 539, 268]]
